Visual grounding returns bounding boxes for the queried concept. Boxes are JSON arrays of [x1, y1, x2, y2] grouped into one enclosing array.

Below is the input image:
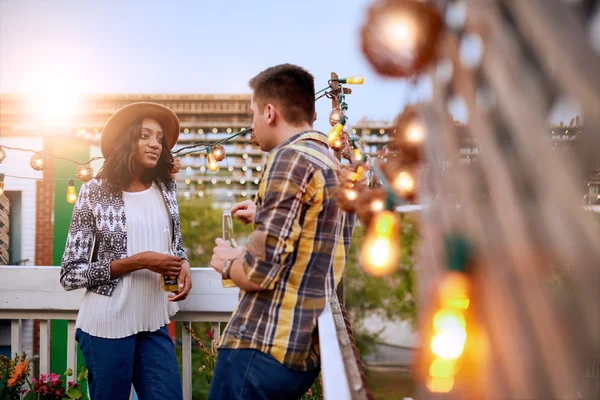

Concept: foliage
[[344, 215, 419, 356], [0, 352, 88, 400], [179, 197, 253, 267]]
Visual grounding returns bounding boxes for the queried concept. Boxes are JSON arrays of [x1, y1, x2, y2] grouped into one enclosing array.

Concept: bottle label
[[163, 275, 178, 286]]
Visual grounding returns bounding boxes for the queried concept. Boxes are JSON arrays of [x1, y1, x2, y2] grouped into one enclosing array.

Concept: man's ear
[[264, 103, 277, 125]]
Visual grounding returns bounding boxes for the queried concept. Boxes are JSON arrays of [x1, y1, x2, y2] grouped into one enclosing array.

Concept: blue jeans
[[76, 326, 182, 400], [208, 348, 319, 400]]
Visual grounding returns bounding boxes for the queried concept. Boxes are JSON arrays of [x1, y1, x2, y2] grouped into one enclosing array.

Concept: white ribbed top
[[76, 182, 179, 339]]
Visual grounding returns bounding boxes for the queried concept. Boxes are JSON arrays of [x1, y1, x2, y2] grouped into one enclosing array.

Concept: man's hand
[[231, 200, 257, 225], [169, 260, 192, 302], [210, 238, 245, 274]]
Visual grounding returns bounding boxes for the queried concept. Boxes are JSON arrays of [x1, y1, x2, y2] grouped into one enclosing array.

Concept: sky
[[0, 0, 581, 129]]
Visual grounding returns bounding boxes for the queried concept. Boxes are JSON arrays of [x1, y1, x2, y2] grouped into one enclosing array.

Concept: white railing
[[0, 266, 355, 400]]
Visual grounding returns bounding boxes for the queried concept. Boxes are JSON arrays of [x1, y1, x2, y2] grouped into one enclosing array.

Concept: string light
[[242, 166, 248, 172], [405, 122, 426, 144], [0, 174, 4, 196], [334, 75, 365, 85], [206, 147, 219, 172], [328, 116, 347, 151], [0, 147, 6, 163], [212, 145, 226, 162], [329, 107, 344, 127], [393, 170, 416, 196], [66, 179, 77, 204], [75, 164, 94, 183], [30, 152, 47, 171], [360, 205, 400, 277], [351, 138, 366, 163]]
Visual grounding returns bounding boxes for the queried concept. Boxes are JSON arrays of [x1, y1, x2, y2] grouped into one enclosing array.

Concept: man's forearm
[[229, 258, 262, 291]]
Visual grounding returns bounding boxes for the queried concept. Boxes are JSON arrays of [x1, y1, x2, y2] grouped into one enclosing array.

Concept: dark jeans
[[76, 326, 182, 400], [209, 348, 319, 400]]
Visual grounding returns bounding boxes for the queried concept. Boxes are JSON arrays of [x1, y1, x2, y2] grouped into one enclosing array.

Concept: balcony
[[0, 266, 366, 400]]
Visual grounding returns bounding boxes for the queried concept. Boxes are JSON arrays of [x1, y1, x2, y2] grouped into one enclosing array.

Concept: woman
[[60, 102, 192, 400]]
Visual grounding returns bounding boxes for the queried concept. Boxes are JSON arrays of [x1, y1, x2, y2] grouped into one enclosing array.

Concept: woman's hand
[[169, 260, 192, 302], [136, 251, 182, 276]]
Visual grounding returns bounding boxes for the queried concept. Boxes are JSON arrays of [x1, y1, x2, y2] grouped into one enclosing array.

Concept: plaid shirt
[[219, 131, 355, 371]]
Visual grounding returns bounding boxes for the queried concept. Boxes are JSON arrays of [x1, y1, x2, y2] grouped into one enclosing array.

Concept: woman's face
[[133, 118, 164, 170]]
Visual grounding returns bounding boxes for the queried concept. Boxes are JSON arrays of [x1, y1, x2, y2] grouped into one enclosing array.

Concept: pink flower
[[40, 373, 49, 382], [207, 329, 214, 340], [68, 382, 77, 388], [31, 378, 38, 385], [49, 373, 60, 384], [308, 389, 313, 395]]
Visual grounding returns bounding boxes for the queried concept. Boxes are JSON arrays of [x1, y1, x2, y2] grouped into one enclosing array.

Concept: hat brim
[[100, 102, 180, 158]]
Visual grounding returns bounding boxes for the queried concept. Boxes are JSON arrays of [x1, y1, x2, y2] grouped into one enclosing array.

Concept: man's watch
[[222, 258, 236, 279]]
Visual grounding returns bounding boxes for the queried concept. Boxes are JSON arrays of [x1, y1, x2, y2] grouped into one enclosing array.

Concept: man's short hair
[[249, 64, 316, 126]]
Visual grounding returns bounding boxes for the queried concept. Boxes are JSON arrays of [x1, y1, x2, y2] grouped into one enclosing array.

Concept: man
[[209, 64, 355, 399]]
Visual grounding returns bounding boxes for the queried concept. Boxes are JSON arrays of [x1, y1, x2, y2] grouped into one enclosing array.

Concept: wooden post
[[0, 195, 9, 265]]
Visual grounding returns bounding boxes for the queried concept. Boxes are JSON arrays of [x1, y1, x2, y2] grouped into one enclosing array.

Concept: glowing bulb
[[426, 376, 455, 393], [226, 179, 231, 185], [242, 166, 248, 172], [0, 173, 5, 196], [207, 151, 219, 172], [360, 211, 400, 276], [329, 107, 343, 127], [254, 179, 260, 184], [185, 179, 191, 185], [0, 147, 6, 163], [345, 188, 358, 201], [242, 154, 249, 159], [240, 179, 246, 184], [433, 309, 466, 332], [227, 128, 232, 133], [352, 148, 365, 162], [381, 13, 418, 56], [256, 166, 262, 172], [212, 128, 218, 133], [66, 179, 77, 204], [371, 199, 385, 211], [212, 145, 226, 162], [198, 129, 204, 134], [200, 166, 206, 172], [393, 171, 415, 196], [439, 271, 470, 309], [228, 166, 234, 172], [241, 192, 247, 197], [30, 152, 47, 171], [199, 191, 204, 197], [345, 75, 364, 85], [405, 123, 426, 144], [429, 358, 455, 378], [430, 329, 466, 359], [227, 191, 233, 197], [328, 123, 344, 150], [211, 179, 217, 184], [184, 128, 189, 133]]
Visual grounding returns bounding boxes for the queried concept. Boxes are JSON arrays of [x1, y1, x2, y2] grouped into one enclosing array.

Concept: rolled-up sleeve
[[241, 148, 317, 290]]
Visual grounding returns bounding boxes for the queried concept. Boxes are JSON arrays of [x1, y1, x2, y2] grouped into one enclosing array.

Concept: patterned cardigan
[[60, 178, 188, 296]]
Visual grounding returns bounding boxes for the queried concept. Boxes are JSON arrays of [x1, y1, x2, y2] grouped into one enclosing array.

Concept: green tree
[[344, 215, 419, 356], [178, 197, 253, 267]]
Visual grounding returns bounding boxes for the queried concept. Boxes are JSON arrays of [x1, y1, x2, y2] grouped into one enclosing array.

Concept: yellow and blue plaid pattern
[[219, 131, 355, 371]]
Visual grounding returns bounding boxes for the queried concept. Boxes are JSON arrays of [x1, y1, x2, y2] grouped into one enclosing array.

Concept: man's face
[[250, 95, 273, 152]]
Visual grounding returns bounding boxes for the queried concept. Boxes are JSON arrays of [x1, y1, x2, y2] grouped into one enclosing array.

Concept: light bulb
[[393, 171, 415, 196], [345, 75, 365, 85], [329, 107, 343, 127], [0, 147, 6, 163], [76, 164, 94, 183], [352, 148, 365, 163], [426, 376, 455, 393], [0, 173, 5, 196], [360, 211, 400, 276], [212, 145, 226, 162], [345, 188, 358, 201], [30, 152, 47, 171], [371, 199, 385, 211], [207, 151, 219, 172], [439, 271, 470, 309], [430, 328, 467, 359], [405, 122, 426, 144], [66, 179, 77, 204], [429, 358, 455, 378], [433, 309, 466, 332]]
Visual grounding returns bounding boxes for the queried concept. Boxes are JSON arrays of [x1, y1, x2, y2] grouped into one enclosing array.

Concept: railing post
[[182, 322, 192, 400], [66, 320, 77, 383], [39, 320, 50, 375], [10, 319, 22, 357], [211, 321, 221, 352]]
